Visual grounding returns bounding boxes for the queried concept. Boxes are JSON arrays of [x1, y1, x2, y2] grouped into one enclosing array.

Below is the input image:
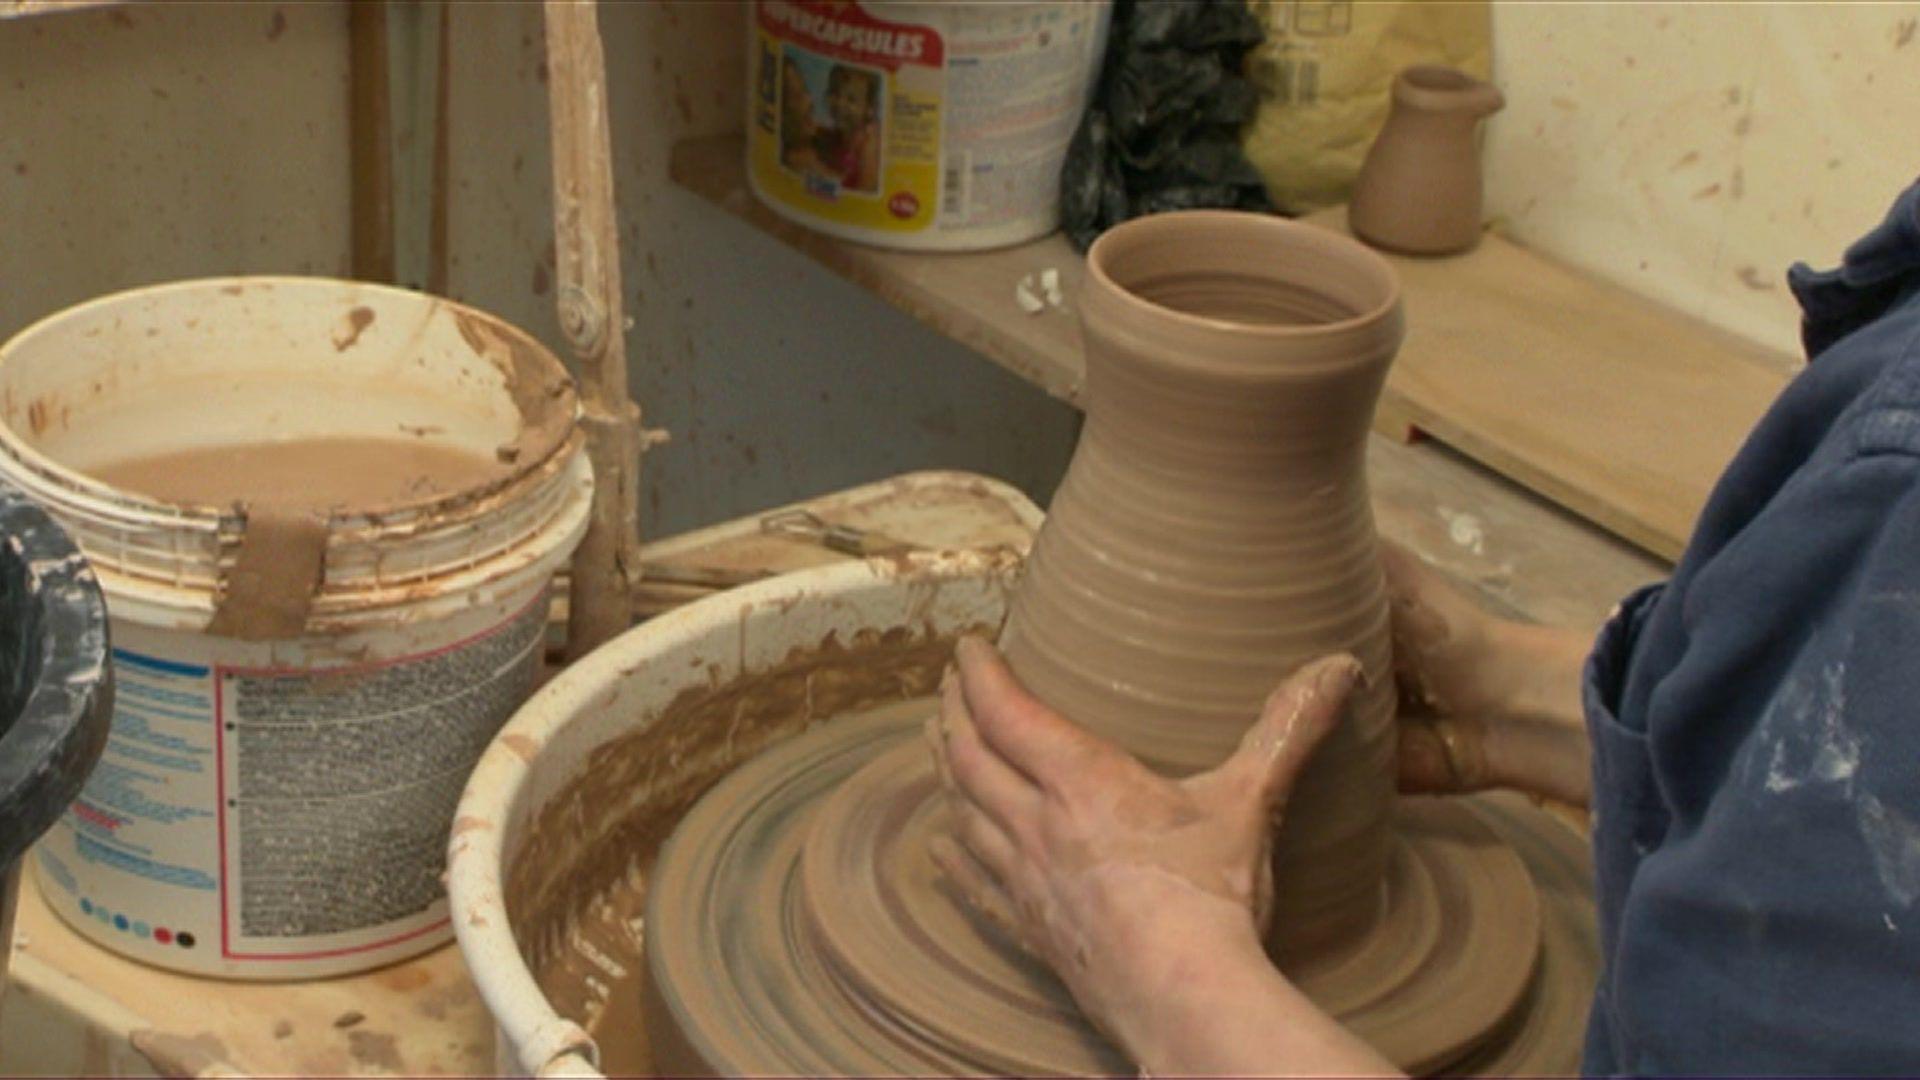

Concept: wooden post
[[348, 0, 395, 282], [427, 0, 451, 297], [544, 0, 645, 659]]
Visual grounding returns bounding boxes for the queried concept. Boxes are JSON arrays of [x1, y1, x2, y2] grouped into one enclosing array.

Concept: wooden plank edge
[[1371, 391, 1428, 444], [0, 0, 123, 17], [1388, 393, 1689, 561]]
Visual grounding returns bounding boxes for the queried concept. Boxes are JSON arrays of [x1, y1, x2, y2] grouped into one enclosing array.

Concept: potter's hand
[[1381, 540, 1594, 806], [928, 637, 1393, 1075]]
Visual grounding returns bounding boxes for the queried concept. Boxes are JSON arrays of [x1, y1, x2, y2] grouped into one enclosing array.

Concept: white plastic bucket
[[747, 0, 1111, 251], [0, 277, 593, 979], [448, 542, 1034, 1077]]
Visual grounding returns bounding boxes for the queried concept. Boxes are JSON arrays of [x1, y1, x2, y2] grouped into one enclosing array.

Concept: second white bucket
[[0, 278, 593, 978], [747, 0, 1112, 251]]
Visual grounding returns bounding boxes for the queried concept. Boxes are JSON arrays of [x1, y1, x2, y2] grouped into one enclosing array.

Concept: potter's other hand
[[1380, 539, 1509, 793], [926, 636, 1357, 1065], [1380, 540, 1594, 806]]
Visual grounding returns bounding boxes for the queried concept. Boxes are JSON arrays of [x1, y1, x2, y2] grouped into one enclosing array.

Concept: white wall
[[0, 3, 353, 315], [1485, 5, 1920, 358]]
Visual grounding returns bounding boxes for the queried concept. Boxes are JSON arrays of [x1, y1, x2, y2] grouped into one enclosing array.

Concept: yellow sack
[[1242, 1, 1491, 215]]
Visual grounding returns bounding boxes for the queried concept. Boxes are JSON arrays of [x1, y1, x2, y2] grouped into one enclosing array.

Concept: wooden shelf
[[671, 133, 1796, 561], [0, 1, 124, 18], [1304, 209, 1799, 561], [669, 134, 1088, 405]]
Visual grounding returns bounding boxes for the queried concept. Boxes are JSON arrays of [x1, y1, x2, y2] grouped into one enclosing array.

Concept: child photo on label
[[781, 45, 883, 196], [778, 55, 827, 177]]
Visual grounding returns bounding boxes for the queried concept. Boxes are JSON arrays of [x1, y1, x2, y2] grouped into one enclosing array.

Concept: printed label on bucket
[[748, 0, 1106, 241], [36, 590, 549, 974], [752, 1, 944, 234]]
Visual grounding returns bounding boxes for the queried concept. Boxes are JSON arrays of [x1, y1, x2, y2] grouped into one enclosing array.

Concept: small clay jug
[[1348, 65, 1505, 256], [999, 210, 1405, 963]]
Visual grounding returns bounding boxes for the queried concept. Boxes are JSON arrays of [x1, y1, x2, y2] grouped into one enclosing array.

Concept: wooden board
[[1305, 208, 1798, 561], [669, 134, 1089, 405]]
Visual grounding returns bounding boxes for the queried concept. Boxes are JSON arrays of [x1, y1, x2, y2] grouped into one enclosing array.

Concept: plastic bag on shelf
[[1060, 0, 1272, 252]]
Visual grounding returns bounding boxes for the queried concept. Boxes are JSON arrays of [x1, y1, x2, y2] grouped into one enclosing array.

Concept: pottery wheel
[[646, 708, 1590, 1076]]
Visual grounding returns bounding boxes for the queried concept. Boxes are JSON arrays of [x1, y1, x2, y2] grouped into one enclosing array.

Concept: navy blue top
[[1583, 181, 1920, 1075]]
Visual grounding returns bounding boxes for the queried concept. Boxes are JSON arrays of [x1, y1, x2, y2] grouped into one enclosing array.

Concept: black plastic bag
[[1060, 0, 1271, 251]]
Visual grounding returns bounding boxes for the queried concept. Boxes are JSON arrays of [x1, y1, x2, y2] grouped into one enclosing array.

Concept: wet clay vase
[[1348, 65, 1506, 256], [999, 209, 1404, 964]]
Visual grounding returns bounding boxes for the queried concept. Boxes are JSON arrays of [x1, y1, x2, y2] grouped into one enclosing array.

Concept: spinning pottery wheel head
[[644, 705, 1591, 1076]]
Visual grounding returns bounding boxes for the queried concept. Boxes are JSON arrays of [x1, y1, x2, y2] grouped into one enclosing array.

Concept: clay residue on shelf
[[128, 1029, 239, 1078]]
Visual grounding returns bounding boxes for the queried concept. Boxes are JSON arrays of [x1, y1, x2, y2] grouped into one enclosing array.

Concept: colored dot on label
[[133, 921, 150, 938], [79, 898, 93, 914], [92, 906, 110, 924], [112, 915, 128, 931], [176, 932, 196, 948], [153, 927, 173, 945]]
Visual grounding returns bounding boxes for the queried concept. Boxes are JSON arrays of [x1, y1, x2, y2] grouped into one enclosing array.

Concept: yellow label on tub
[[750, 1, 948, 233]]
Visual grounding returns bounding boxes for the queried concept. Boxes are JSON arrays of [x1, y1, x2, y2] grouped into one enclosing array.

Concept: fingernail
[[1318, 654, 1362, 692]]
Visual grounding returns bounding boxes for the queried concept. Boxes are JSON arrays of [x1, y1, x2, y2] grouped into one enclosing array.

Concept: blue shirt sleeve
[[1583, 180, 1920, 1075], [1589, 450, 1920, 1075]]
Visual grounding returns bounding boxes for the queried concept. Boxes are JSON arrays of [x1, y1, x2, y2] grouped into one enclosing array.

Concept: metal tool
[[759, 509, 917, 557]]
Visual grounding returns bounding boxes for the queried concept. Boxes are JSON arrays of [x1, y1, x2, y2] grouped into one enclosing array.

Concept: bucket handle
[[523, 1017, 599, 1077]]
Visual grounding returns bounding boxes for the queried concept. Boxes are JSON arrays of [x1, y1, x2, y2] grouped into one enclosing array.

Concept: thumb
[[1211, 654, 1362, 813]]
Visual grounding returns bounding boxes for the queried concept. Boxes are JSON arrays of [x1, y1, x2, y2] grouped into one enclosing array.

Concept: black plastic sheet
[[1061, 0, 1272, 251]]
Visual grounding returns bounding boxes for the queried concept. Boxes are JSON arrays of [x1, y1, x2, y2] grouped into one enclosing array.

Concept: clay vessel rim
[[1392, 65, 1505, 115], [1085, 210, 1402, 341]]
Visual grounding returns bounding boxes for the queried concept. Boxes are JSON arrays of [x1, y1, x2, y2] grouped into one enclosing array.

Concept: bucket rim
[[446, 547, 1025, 1077], [0, 275, 582, 530], [62, 445, 593, 629]]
